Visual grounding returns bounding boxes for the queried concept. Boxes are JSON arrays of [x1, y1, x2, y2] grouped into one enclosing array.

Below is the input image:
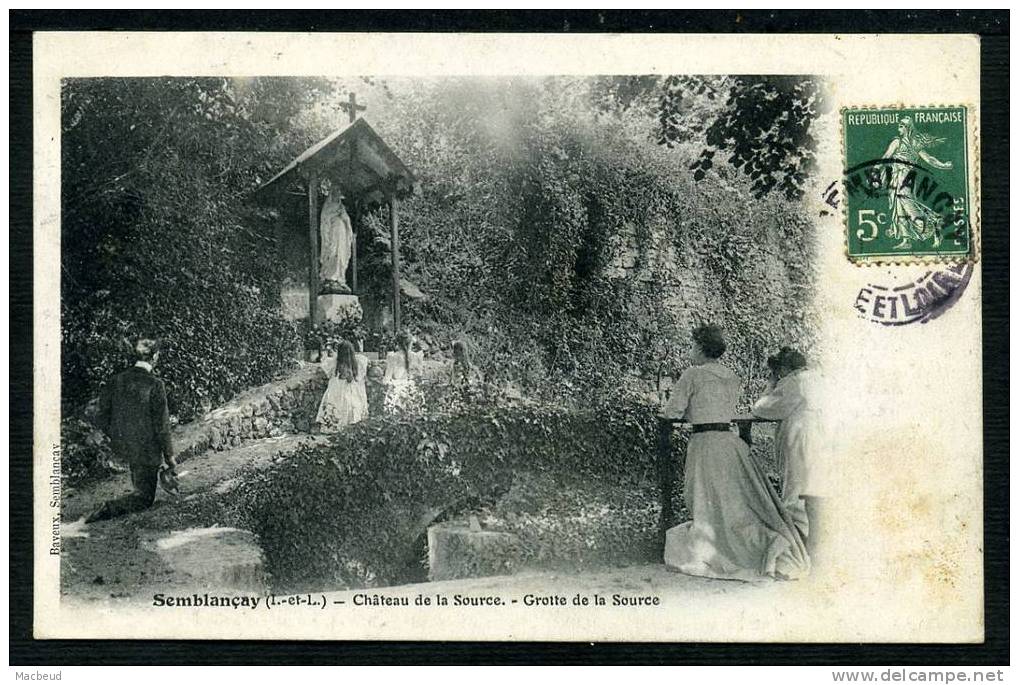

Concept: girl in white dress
[[315, 341, 369, 433], [382, 331, 424, 414], [753, 347, 828, 558], [662, 325, 809, 581]]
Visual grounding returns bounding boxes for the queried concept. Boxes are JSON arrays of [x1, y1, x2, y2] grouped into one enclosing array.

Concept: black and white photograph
[[56, 70, 831, 602], [16, 26, 1000, 657]]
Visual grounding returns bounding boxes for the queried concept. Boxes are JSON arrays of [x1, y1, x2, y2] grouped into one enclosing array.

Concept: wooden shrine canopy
[[256, 117, 418, 329], [257, 118, 417, 201]]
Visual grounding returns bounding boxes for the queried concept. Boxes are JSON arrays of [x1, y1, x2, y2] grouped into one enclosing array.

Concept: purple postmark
[[853, 263, 973, 326], [820, 178, 974, 326]]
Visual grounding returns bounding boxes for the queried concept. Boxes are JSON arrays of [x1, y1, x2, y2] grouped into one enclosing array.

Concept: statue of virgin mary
[[319, 190, 355, 294]]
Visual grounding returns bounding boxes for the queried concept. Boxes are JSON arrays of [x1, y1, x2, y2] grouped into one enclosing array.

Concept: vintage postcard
[[33, 32, 983, 642]]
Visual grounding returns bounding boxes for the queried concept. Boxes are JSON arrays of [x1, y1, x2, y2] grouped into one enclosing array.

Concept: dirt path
[[62, 435, 323, 521], [59, 430, 792, 615], [60, 434, 326, 604]]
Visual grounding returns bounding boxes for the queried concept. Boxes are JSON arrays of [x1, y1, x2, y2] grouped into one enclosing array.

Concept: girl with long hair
[[447, 338, 483, 409], [315, 340, 369, 432], [382, 330, 424, 414]]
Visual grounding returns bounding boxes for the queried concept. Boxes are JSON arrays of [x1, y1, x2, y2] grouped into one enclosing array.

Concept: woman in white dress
[[662, 325, 809, 581], [382, 331, 424, 414], [753, 347, 828, 559], [315, 341, 369, 433]]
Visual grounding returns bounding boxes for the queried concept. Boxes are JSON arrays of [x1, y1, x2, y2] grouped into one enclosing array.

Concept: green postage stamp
[[842, 106, 973, 262]]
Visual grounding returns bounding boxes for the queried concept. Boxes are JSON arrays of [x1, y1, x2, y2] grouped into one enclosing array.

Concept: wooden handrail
[[657, 413, 778, 426]]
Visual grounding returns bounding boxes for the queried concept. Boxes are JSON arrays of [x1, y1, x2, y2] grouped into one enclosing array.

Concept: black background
[[9, 9, 1009, 666]]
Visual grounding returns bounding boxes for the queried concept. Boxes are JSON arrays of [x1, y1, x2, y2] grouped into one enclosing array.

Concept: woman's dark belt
[[691, 422, 733, 433]]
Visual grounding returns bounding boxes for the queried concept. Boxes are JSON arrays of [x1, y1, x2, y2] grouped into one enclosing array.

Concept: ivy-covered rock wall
[[353, 77, 818, 406]]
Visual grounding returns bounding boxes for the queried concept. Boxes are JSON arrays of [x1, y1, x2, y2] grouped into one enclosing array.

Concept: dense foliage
[[61, 77, 336, 422], [236, 397, 660, 591], [60, 415, 116, 484], [355, 76, 819, 405], [62, 74, 821, 426]]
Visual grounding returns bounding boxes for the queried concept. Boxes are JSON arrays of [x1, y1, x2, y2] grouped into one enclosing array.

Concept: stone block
[[427, 523, 523, 582], [143, 527, 268, 593]]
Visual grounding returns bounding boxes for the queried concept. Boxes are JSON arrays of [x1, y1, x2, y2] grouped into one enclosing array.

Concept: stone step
[[141, 527, 268, 594], [427, 521, 523, 582]]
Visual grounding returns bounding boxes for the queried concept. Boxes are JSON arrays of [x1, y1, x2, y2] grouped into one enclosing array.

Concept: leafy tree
[[659, 75, 826, 200], [61, 77, 336, 419], [589, 75, 826, 200], [62, 73, 820, 430]]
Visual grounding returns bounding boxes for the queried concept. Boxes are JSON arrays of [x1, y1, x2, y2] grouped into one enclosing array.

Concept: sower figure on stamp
[[86, 338, 177, 523], [882, 116, 953, 249]]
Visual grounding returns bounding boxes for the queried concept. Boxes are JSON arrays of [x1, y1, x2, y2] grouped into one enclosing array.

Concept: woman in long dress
[[315, 341, 369, 433], [382, 331, 424, 414], [753, 347, 828, 559], [662, 325, 809, 581]]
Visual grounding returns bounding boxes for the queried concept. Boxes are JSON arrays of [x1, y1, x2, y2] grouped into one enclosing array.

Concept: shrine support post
[[349, 202, 358, 295], [307, 170, 320, 326], [389, 193, 401, 333], [657, 417, 677, 550]]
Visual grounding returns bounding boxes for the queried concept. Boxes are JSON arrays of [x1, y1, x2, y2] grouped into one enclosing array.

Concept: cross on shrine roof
[[338, 92, 367, 123]]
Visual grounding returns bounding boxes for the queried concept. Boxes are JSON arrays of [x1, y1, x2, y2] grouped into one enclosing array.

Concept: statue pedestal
[[316, 294, 361, 323]]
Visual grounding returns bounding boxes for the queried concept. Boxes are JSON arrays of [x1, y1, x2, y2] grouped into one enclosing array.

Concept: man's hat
[[158, 465, 181, 498]]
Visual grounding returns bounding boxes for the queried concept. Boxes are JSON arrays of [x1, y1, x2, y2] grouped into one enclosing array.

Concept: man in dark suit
[[86, 338, 177, 523]]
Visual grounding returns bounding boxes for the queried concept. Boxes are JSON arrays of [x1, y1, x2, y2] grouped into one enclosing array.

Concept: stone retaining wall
[[171, 356, 450, 464], [174, 363, 328, 461]]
